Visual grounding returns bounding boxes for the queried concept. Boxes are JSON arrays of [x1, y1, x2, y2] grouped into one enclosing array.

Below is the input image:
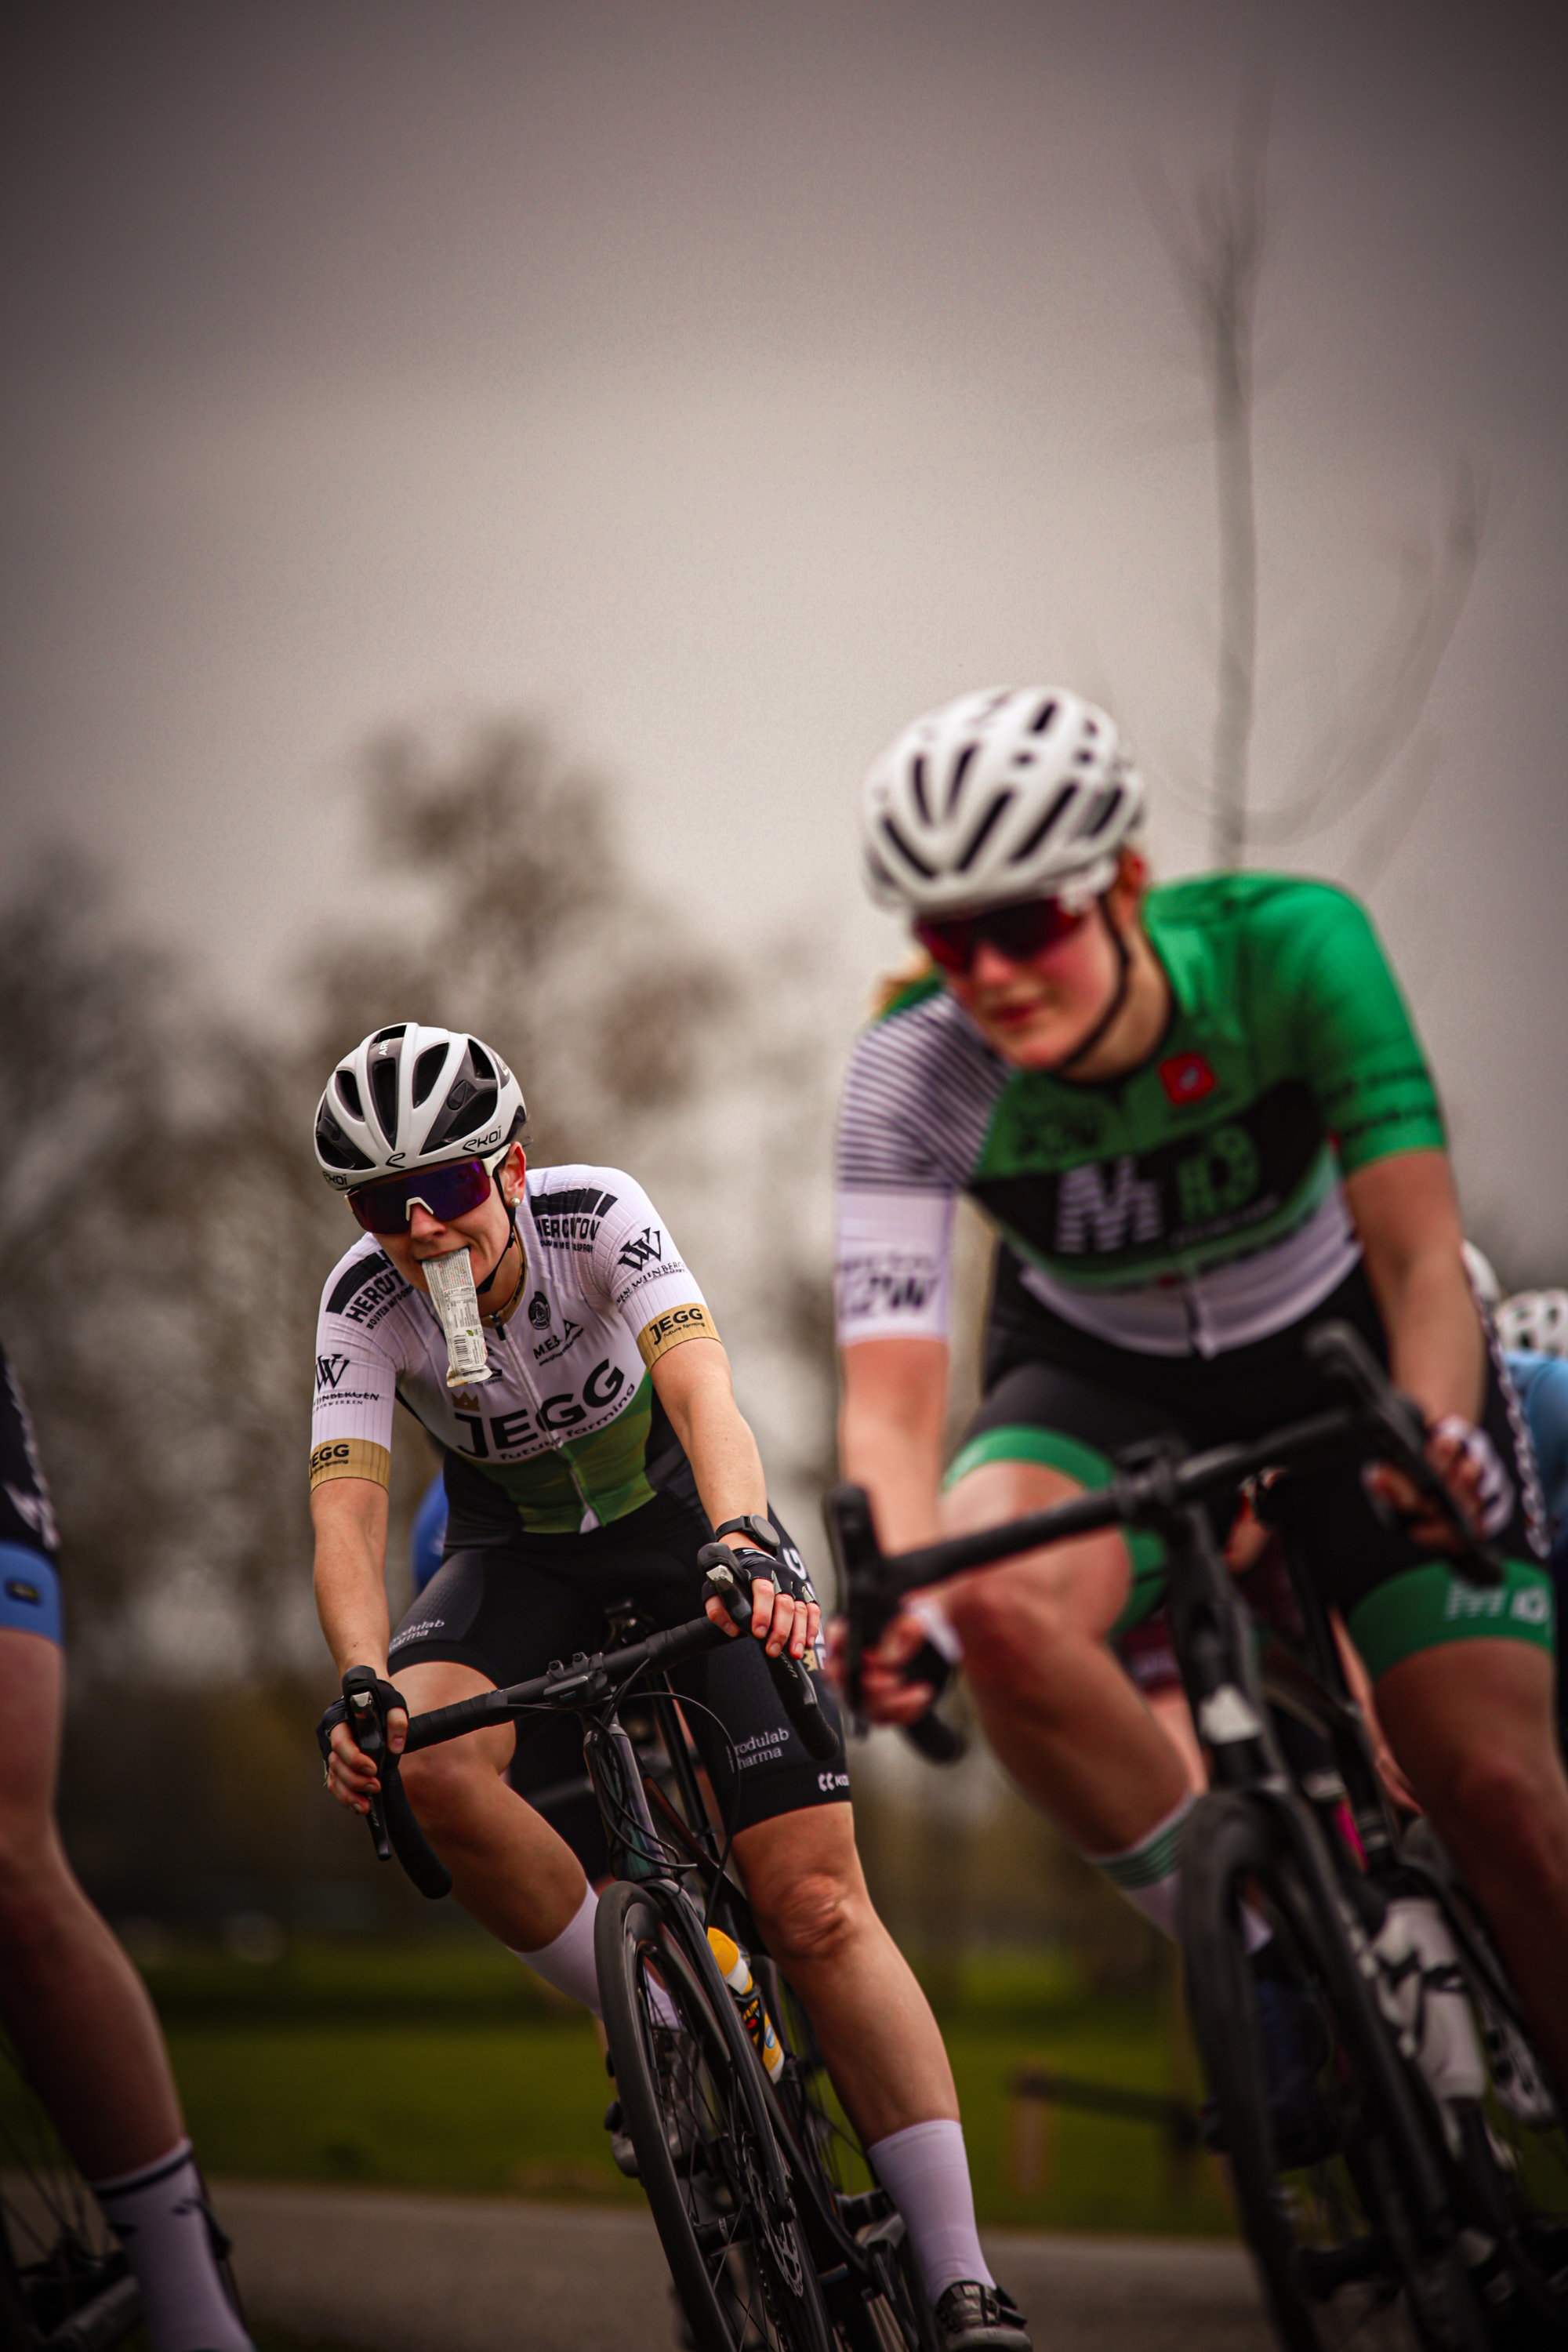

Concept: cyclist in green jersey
[[833, 684, 1568, 2092]]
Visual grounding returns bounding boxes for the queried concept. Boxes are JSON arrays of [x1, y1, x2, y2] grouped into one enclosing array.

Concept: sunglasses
[[914, 896, 1088, 976], [348, 1156, 496, 1236]]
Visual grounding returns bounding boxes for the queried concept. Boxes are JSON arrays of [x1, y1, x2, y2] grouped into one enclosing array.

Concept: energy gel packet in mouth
[[421, 1247, 494, 1388]]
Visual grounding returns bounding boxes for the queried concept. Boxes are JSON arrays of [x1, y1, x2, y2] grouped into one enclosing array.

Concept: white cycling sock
[[91, 2140, 252, 2352], [866, 2118, 994, 2304], [1087, 1791, 1195, 1940], [1088, 1791, 1272, 1952], [512, 1884, 604, 2018]]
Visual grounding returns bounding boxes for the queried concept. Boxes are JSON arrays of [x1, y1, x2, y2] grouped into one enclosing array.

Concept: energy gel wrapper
[[422, 1248, 494, 1388]]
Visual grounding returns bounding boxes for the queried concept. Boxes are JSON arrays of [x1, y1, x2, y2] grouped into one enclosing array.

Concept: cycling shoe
[[932, 2280, 1031, 2352]]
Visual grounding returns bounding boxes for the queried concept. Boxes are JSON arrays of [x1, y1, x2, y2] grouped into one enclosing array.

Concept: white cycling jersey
[[310, 1163, 717, 1536]]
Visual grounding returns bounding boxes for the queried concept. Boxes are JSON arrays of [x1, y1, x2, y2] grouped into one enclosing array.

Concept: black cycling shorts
[[387, 1491, 849, 1878], [946, 1256, 1552, 1682]]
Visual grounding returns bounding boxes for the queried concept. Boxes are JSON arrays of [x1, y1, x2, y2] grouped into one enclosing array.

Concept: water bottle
[[706, 1926, 785, 2082]]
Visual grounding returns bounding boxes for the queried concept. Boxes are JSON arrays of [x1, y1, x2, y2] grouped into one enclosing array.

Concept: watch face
[[720, 1515, 779, 1555]]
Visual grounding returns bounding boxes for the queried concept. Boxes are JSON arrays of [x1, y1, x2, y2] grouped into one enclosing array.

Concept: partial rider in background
[[0, 1345, 252, 2352]]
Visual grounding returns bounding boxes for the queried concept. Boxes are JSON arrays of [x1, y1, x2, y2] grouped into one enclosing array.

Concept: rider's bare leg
[[1373, 1638, 1568, 2089], [389, 1659, 590, 1950], [0, 1633, 183, 2177], [933, 1461, 1191, 1853], [733, 1802, 957, 2145]]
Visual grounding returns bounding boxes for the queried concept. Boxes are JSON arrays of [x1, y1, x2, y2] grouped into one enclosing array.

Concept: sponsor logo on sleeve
[[326, 1254, 410, 1327], [308, 1437, 392, 1490], [635, 1301, 718, 1369], [836, 1253, 940, 1319], [616, 1225, 666, 1273], [532, 1188, 618, 1250], [315, 1353, 351, 1392]]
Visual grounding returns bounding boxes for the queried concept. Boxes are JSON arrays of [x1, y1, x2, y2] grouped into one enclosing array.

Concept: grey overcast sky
[[4, 0, 1566, 1269]]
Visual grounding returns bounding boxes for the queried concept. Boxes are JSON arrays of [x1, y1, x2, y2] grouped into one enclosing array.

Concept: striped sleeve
[[833, 996, 1004, 1345]]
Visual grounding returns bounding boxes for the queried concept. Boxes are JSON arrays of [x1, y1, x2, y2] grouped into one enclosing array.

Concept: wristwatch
[[713, 1514, 781, 1557]]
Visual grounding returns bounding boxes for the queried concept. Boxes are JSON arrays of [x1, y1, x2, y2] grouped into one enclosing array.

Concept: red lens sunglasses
[[914, 895, 1087, 976], [348, 1156, 496, 1236]]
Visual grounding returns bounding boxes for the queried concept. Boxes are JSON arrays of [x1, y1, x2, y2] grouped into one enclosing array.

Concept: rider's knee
[[751, 1867, 860, 1973], [1436, 1743, 1568, 1891], [396, 1743, 485, 1842], [0, 1821, 74, 1985], [947, 1573, 1073, 1700]]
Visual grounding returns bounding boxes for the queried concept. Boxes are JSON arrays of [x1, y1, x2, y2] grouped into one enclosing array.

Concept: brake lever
[[1304, 1320, 1505, 1585], [822, 1484, 893, 1732]]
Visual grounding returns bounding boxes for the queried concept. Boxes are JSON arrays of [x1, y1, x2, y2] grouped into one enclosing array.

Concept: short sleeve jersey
[[834, 873, 1444, 1359], [310, 1164, 719, 1535]]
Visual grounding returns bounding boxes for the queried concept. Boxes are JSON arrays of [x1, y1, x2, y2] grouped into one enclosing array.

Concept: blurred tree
[[1144, 84, 1486, 878], [0, 721, 742, 1696]]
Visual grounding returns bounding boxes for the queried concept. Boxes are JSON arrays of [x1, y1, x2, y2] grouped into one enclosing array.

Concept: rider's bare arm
[[837, 1336, 950, 1553], [652, 1337, 818, 1660], [833, 1336, 956, 1720], [311, 1475, 401, 1806], [1344, 1149, 1490, 1534]]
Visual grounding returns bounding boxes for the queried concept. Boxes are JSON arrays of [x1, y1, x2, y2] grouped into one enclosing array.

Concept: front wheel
[[1181, 1791, 1484, 2352], [597, 1877, 835, 2352]]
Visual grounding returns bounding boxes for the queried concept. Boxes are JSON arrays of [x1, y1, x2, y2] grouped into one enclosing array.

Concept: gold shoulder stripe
[[636, 1301, 719, 1370], [310, 1438, 392, 1490]]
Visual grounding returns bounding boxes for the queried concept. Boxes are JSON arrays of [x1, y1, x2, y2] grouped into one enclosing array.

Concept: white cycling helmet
[[314, 1024, 526, 1192], [1461, 1242, 1502, 1311], [1496, 1290, 1568, 1359], [861, 685, 1145, 917]]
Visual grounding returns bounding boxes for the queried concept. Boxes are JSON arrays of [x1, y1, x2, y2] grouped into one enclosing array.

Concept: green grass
[[126, 1940, 1236, 2235]]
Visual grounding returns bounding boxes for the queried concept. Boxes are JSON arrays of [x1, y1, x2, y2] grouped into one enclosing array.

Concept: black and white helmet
[[1497, 1290, 1568, 1359], [861, 685, 1145, 917], [314, 1025, 526, 1192]]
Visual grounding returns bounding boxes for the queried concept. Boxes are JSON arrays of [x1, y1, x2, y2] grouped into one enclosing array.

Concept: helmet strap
[[475, 1171, 525, 1313], [1051, 898, 1134, 1076]]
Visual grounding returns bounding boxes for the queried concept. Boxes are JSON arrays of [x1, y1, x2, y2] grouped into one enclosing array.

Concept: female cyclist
[[833, 684, 1568, 2090], [311, 1024, 1027, 2352]]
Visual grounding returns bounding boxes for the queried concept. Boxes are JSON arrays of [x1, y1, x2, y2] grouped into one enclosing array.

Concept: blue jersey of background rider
[[0, 1347, 64, 1646], [1508, 1351, 1568, 1556], [411, 1472, 448, 1595]]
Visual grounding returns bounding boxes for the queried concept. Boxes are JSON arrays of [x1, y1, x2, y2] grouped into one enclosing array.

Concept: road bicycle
[[335, 1557, 938, 2352], [828, 1321, 1568, 2352]]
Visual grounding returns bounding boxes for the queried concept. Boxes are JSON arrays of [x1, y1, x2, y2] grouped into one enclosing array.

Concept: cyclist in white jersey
[[310, 1025, 1028, 2352], [832, 686, 1568, 2096]]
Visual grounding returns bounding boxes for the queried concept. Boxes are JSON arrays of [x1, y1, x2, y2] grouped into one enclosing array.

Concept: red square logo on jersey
[[1159, 1051, 1218, 1105]]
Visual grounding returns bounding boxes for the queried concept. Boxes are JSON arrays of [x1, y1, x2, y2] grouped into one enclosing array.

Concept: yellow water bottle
[[706, 1926, 785, 2082]]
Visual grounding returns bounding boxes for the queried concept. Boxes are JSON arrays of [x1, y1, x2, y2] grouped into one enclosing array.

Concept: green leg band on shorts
[[942, 1422, 1167, 1632], [1348, 1558, 1557, 1683]]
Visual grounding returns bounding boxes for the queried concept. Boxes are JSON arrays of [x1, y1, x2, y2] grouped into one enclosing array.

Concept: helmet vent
[[945, 743, 978, 814], [909, 756, 932, 825], [371, 1024, 407, 1045], [880, 816, 938, 880], [1029, 699, 1058, 735], [315, 1104, 373, 1173], [411, 1045, 447, 1108], [956, 791, 1014, 874], [368, 1047, 401, 1141], [1008, 783, 1076, 866], [335, 1070, 364, 1121], [1078, 786, 1123, 841]]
